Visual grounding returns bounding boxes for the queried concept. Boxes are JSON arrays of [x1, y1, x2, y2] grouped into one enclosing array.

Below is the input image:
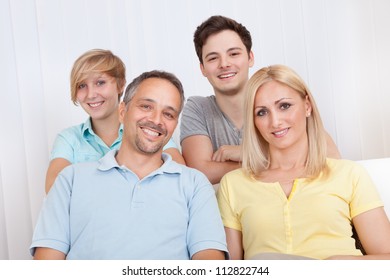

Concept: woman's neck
[[268, 139, 309, 171]]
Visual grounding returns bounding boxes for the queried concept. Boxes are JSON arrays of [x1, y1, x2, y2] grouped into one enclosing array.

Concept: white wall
[[1, 0, 390, 259]]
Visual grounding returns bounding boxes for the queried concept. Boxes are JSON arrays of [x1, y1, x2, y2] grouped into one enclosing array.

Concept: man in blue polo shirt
[[30, 70, 228, 260]]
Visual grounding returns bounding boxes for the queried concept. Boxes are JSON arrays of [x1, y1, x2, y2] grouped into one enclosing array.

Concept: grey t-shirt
[[180, 95, 242, 152]]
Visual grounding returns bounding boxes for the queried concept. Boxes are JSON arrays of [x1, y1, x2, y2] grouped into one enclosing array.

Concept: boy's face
[[200, 30, 254, 96]]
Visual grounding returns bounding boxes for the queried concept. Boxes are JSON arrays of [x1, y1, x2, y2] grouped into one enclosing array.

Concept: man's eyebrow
[[138, 98, 179, 114], [204, 47, 244, 59]]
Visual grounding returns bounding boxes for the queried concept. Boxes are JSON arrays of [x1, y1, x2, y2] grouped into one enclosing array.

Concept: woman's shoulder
[[221, 168, 253, 184], [326, 157, 366, 174]]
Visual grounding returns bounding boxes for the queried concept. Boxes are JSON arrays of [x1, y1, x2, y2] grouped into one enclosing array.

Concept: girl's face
[[76, 73, 120, 121], [253, 80, 311, 151]]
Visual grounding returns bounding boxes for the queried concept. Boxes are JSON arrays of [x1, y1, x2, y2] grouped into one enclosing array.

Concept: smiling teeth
[[219, 73, 235, 78], [274, 129, 288, 136], [89, 102, 103, 107], [143, 128, 159, 136]]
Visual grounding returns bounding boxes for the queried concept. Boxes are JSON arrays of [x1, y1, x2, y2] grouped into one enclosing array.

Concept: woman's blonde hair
[[242, 64, 328, 179], [70, 49, 126, 105]]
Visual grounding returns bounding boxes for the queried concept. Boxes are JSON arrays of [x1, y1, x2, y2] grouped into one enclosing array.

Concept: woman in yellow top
[[217, 64, 390, 260]]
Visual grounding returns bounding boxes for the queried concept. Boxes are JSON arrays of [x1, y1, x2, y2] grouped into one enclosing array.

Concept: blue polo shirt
[[30, 150, 227, 259], [50, 118, 177, 163]]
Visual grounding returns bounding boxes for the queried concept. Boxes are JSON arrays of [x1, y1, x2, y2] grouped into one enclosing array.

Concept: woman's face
[[76, 73, 120, 121], [253, 80, 312, 151]]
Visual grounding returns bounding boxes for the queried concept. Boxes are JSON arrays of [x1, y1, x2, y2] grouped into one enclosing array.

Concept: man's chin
[[137, 143, 164, 155]]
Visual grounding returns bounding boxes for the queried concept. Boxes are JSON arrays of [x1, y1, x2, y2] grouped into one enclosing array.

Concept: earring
[[306, 112, 311, 117]]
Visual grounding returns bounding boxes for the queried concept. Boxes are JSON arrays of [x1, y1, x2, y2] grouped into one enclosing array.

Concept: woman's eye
[[257, 109, 267, 117], [280, 103, 291, 110]]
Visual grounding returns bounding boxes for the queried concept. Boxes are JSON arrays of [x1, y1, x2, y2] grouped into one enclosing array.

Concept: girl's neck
[[91, 112, 121, 147]]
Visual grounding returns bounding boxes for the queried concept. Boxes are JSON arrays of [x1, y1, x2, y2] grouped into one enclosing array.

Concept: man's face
[[119, 78, 181, 155], [200, 30, 254, 96]]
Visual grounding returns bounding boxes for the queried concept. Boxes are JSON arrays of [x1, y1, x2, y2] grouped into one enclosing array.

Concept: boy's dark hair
[[193, 15, 252, 64]]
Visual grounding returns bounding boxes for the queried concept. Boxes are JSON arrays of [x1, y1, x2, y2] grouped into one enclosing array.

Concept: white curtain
[[1, 0, 390, 259]]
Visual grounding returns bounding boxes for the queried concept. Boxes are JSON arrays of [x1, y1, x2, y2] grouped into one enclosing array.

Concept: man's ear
[[200, 63, 207, 77], [248, 50, 255, 68], [118, 101, 126, 124]]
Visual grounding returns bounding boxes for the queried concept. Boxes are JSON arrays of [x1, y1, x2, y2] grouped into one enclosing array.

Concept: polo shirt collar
[[82, 118, 94, 138], [98, 150, 181, 175], [82, 118, 123, 139]]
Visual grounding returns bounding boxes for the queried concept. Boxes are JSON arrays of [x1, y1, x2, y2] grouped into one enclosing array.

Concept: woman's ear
[[305, 95, 312, 117]]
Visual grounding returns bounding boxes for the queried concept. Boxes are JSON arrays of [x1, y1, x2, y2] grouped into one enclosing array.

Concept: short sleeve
[[30, 167, 74, 256], [50, 133, 75, 163], [350, 163, 384, 218], [180, 97, 210, 143], [217, 174, 242, 231], [186, 171, 228, 258]]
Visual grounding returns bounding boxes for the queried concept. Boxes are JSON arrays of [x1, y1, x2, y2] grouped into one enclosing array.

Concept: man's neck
[[214, 90, 245, 130], [115, 146, 164, 180]]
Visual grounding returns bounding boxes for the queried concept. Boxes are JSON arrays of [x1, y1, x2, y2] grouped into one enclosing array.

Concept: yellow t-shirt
[[217, 158, 384, 259]]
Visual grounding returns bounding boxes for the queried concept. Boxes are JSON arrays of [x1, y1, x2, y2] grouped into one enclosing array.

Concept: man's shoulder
[[183, 95, 220, 118], [168, 161, 211, 184], [61, 160, 101, 176], [186, 95, 216, 107]]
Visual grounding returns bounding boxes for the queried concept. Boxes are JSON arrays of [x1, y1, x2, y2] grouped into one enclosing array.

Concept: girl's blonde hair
[[70, 49, 126, 104]]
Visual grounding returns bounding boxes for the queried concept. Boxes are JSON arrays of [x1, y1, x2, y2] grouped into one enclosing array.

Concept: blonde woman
[[217, 64, 390, 259]]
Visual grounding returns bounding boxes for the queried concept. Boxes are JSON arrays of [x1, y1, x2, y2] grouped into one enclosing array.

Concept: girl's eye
[[280, 103, 291, 110], [78, 83, 86, 89]]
